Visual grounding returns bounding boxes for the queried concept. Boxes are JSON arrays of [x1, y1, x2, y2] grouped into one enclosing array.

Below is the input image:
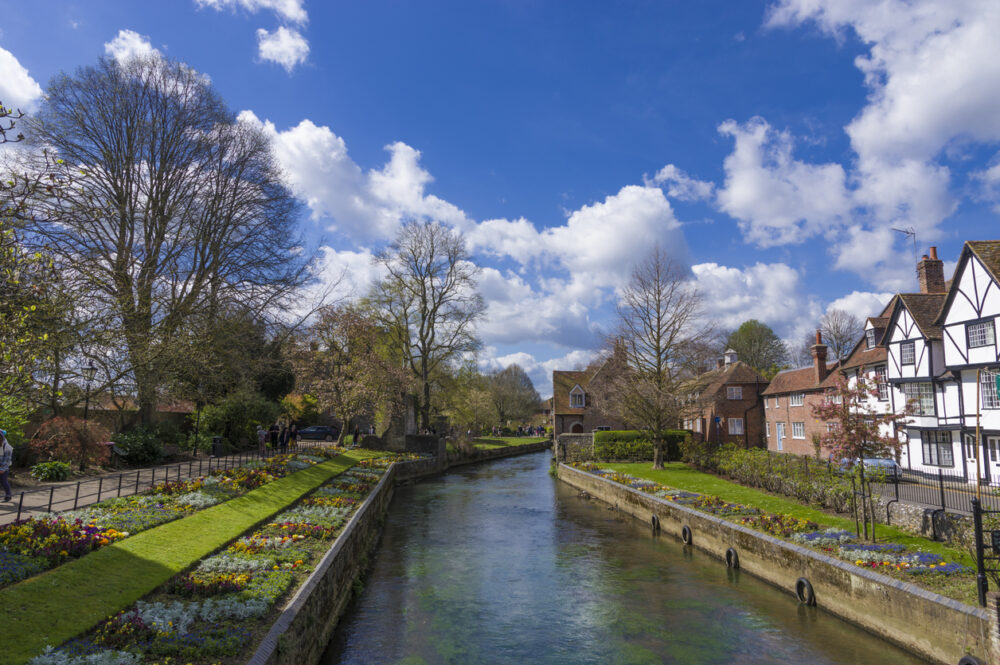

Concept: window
[[728, 418, 744, 435], [981, 370, 1000, 409], [826, 391, 843, 405], [900, 341, 915, 365], [792, 422, 805, 439], [764, 398, 769, 409], [968, 320, 996, 349], [826, 422, 838, 433], [790, 393, 804, 407], [922, 431, 954, 467], [902, 382, 934, 416], [990, 438, 998, 463], [570, 389, 585, 408], [866, 328, 876, 349], [966, 434, 978, 460], [874, 365, 889, 401], [695, 419, 702, 433], [726, 386, 743, 400], [766, 421, 770, 436]]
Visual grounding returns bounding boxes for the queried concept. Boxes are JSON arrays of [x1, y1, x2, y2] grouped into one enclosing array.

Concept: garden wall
[[554, 433, 594, 462], [248, 464, 397, 665], [557, 463, 997, 665]]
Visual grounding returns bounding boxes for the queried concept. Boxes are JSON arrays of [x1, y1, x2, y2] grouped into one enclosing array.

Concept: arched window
[[571, 422, 584, 434]]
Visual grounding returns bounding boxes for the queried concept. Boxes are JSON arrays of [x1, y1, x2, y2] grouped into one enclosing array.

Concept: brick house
[[763, 333, 840, 457], [551, 350, 626, 436], [681, 350, 769, 448]]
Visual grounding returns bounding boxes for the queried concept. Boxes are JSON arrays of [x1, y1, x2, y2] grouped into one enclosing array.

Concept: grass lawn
[[2, 450, 377, 665], [472, 436, 548, 449], [604, 462, 974, 567]]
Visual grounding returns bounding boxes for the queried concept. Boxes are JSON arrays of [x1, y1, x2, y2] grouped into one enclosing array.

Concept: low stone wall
[[446, 440, 551, 469], [554, 433, 593, 462], [248, 465, 397, 665], [557, 463, 996, 665]]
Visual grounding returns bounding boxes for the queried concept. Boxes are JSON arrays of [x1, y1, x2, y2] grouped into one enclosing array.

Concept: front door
[[776, 423, 785, 452]]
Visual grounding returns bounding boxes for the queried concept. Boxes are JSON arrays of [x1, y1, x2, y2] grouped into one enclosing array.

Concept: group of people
[[256, 422, 298, 455], [488, 424, 546, 437]]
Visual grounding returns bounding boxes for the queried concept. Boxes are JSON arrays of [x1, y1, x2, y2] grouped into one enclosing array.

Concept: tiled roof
[[552, 370, 590, 415], [762, 361, 841, 396], [968, 241, 1000, 284], [695, 360, 768, 397], [898, 293, 945, 340], [839, 344, 887, 372]]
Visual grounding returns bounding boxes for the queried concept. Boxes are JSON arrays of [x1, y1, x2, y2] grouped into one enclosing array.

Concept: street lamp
[[82, 362, 97, 422]]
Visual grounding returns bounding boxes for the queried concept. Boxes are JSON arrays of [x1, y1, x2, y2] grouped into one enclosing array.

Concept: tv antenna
[[892, 227, 918, 281]]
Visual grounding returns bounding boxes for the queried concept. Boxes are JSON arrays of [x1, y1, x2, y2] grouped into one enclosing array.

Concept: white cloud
[[972, 160, 1000, 213], [480, 346, 598, 397], [826, 290, 894, 319], [256, 26, 309, 72], [195, 0, 307, 24], [0, 46, 42, 111], [104, 29, 159, 63], [649, 164, 714, 202], [715, 117, 851, 247]]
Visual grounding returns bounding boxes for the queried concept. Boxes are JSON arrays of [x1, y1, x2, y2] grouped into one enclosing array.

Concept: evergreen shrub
[[593, 430, 688, 461]]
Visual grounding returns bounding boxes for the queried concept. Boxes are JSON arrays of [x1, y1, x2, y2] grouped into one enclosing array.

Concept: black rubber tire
[[681, 525, 692, 545], [325, 435, 333, 442], [651, 515, 660, 533], [795, 577, 815, 606], [958, 656, 986, 665], [725, 547, 739, 570]]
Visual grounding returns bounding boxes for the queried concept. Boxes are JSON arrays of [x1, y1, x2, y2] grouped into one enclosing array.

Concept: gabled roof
[[934, 241, 1000, 325], [552, 370, 590, 415], [839, 300, 894, 372], [693, 360, 768, 397], [896, 293, 946, 340], [762, 361, 841, 396]]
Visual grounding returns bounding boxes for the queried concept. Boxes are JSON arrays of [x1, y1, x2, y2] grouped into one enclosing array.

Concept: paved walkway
[[0, 441, 331, 524]]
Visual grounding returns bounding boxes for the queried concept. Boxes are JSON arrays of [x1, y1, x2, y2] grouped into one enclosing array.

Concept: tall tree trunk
[[653, 435, 664, 470]]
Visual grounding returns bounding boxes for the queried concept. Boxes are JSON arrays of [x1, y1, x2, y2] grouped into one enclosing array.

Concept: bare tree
[[819, 308, 864, 362], [604, 247, 714, 469], [0, 100, 24, 143], [13, 55, 309, 425], [370, 221, 485, 430], [487, 363, 540, 426]]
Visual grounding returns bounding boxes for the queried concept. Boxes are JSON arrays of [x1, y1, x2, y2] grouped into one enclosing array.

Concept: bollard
[[16, 492, 24, 522], [135, 470, 141, 495], [73, 481, 81, 509], [48, 486, 55, 513], [938, 469, 947, 510], [97, 477, 104, 503], [117, 473, 123, 498]]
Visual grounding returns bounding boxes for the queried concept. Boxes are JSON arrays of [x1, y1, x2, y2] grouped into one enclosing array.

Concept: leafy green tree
[[487, 364, 540, 426], [724, 320, 788, 376]]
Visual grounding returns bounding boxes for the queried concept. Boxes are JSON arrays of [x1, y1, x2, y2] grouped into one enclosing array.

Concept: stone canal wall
[[557, 462, 997, 665], [248, 464, 397, 665]]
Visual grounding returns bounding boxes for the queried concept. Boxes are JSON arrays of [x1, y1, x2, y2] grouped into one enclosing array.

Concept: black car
[[298, 425, 340, 442]]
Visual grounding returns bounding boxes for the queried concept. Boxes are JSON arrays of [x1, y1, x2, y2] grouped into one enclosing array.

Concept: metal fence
[[870, 466, 1000, 515], [2, 443, 326, 524]]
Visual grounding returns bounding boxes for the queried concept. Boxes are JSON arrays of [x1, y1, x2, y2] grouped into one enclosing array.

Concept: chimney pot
[[917, 248, 946, 294], [815, 330, 822, 345], [929, 246, 938, 260]]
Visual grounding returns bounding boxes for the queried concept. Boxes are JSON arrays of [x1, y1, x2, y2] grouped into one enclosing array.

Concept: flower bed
[[27, 455, 402, 665], [0, 450, 346, 591], [569, 462, 973, 588]]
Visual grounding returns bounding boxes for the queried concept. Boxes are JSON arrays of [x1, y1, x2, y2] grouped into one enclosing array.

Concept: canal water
[[323, 451, 927, 665]]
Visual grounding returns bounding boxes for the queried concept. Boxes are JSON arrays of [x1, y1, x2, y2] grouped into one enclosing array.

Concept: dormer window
[[570, 385, 585, 408], [865, 328, 876, 349]]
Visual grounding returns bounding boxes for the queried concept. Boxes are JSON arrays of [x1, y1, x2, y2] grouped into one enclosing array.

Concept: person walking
[[353, 424, 360, 446], [269, 422, 279, 455], [288, 423, 298, 452], [279, 424, 289, 455], [256, 425, 267, 455], [1, 430, 14, 502]]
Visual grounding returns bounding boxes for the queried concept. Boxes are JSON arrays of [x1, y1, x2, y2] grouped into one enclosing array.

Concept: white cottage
[[935, 241, 1000, 483], [838, 305, 899, 456]]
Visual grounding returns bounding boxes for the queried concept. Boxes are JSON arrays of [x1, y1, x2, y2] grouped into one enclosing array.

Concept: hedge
[[593, 430, 689, 461]]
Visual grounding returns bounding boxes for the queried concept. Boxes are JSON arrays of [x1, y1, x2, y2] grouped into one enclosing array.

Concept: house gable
[[938, 244, 1000, 369]]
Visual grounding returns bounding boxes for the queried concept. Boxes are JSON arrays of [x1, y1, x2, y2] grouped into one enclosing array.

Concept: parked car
[[839, 457, 902, 482], [297, 425, 340, 442]]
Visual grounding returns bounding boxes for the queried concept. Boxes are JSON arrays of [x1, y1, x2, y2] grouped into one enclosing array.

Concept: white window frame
[[792, 422, 805, 439], [968, 320, 996, 349], [790, 393, 804, 407], [569, 387, 585, 408], [903, 382, 934, 416], [776, 422, 785, 451], [966, 434, 978, 460], [900, 341, 915, 365], [874, 365, 889, 401], [765, 421, 770, 436], [726, 386, 742, 400], [728, 418, 745, 435], [981, 369, 1000, 409], [866, 328, 876, 349]]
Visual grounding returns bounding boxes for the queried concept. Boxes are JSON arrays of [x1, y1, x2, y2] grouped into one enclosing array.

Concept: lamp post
[[82, 363, 97, 423]]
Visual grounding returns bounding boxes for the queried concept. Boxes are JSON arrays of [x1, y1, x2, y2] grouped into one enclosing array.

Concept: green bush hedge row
[[593, 430, 689, 461]]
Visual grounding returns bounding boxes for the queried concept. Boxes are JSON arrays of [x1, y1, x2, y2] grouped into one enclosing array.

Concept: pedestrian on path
[[269, 422, 279, 453], [279, 424, 289, 454], [353, 424, 360, 446], [288, 423, 298, 452], [0, 430, 13, 501], [256, 425, 267, 455]]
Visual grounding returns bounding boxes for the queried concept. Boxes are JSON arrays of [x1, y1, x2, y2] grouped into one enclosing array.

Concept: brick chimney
[[811, 330, 828, 385], [917, 246, 946, 294]]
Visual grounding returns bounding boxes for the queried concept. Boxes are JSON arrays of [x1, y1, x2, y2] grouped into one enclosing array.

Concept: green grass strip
[[1, 451, 373, 665], [472, 437, 547, 449], [605, 462, 973, 566]]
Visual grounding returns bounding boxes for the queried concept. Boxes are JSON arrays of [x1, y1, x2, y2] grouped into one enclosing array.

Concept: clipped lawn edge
[[2, 451, 368, 665], [605, 462, 973, 565]]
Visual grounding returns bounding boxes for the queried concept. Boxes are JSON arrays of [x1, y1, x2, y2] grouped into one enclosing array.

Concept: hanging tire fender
[[681, 525, 692, 545], [795, 577, 816, 606], [725, 547, 739, 569]]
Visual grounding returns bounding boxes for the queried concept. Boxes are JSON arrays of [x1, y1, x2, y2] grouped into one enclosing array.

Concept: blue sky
[[3, 0, 1000, 395]]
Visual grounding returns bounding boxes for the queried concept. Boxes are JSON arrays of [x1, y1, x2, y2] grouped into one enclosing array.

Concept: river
[[323, 451, 927, 665]]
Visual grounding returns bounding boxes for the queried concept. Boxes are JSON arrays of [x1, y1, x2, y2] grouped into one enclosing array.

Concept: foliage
[[486, 363, 540, 425], [724, 320, 788, 374], [602, 247, 715, 469], [198, 390, 281, 446], [30, 417, 111, 469], [593, 430, 688, 461], [29, 461, 72, 481], [110, 428, 163, 466], [370, 221, 485, 429]]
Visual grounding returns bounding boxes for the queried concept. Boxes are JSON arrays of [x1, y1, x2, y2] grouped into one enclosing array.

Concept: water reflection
[[324, 452, 927, 665]]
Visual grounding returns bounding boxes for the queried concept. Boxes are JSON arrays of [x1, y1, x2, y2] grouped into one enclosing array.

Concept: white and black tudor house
[[879, 242, 1000, 480]]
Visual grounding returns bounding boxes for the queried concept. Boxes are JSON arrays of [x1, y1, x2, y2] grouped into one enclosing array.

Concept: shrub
[[593, 430, 688, 461], [29, 417, 111, 469], [111, 428, 163, 466], [29, 461, 72, 481], [199, 390, 281, 447]]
